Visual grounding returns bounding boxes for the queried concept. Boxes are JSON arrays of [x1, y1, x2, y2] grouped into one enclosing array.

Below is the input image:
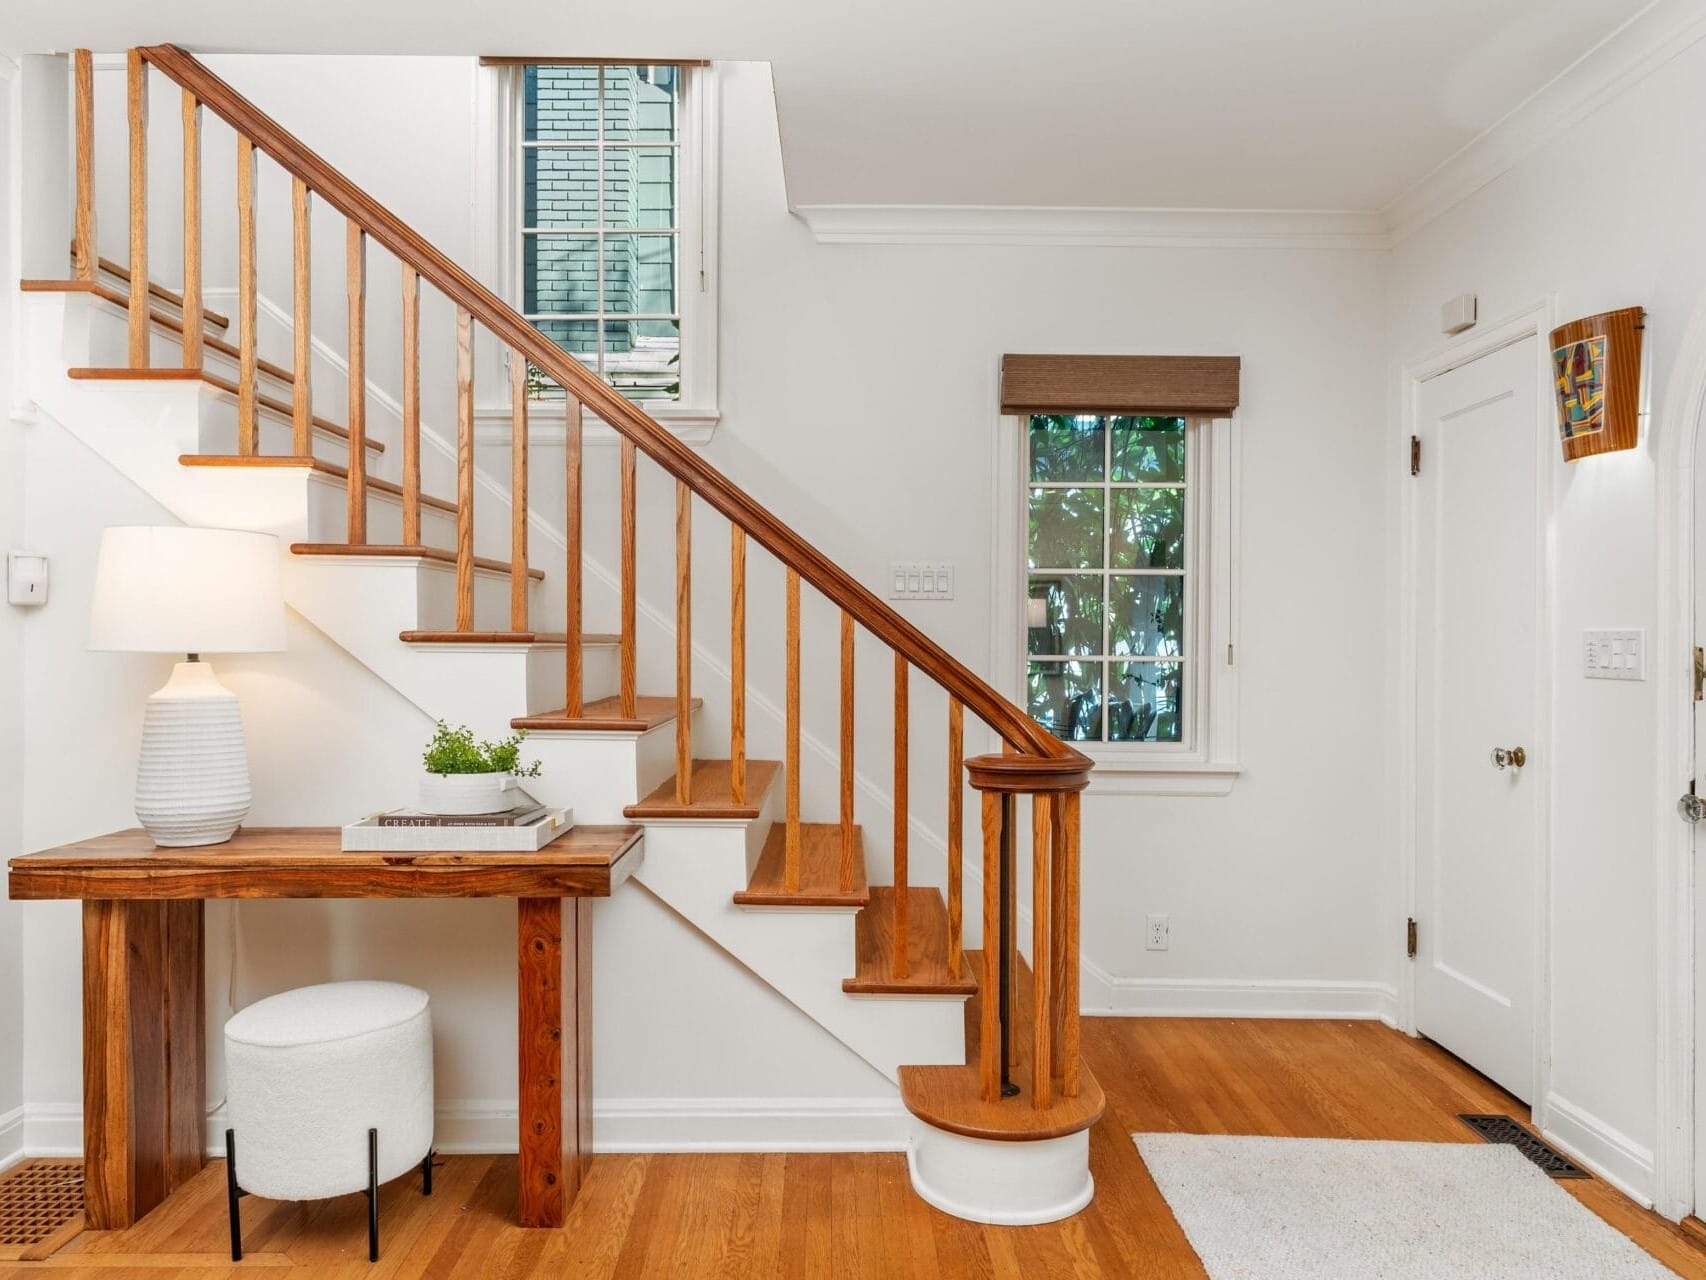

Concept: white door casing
[[1413, 335, 1545, 1103]]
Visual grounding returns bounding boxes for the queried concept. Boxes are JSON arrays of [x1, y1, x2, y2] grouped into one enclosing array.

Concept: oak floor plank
[[16, 1019, 1706, 1279]]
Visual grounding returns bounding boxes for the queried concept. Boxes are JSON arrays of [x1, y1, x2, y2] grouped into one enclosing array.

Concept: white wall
[[13, 53, 1396, 1150], [0, 56, 28, 1170], [1385, 34, 1706, 1200]]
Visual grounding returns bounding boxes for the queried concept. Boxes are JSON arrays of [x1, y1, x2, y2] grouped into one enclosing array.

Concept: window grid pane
[[521, 63, 682, 399], [1025, 414, 1189, 744]]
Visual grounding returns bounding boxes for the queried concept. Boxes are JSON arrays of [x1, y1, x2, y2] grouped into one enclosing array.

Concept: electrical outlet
[[1146, 914, 1169, 951]]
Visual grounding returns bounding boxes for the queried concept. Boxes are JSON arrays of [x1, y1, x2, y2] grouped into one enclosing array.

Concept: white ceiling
[[2, 0, 1656, 212]]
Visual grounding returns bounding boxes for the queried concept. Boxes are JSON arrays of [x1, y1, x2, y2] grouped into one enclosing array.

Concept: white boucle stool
[[224, 981, 435, 1262]]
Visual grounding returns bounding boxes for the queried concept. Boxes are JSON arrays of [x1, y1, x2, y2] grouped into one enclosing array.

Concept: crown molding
[[794, 203, 1389, 250], [1384, 0, 1706, 241]]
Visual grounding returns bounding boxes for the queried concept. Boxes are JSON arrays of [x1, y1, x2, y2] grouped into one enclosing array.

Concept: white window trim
[[471, 59, 721, 446], [992, 412, 1241, 795]]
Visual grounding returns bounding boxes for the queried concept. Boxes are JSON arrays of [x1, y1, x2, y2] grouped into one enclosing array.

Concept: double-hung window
[[997, 354, 1241, 792], [1026, 414, 1191, 743], [480, 58, 719, 435]]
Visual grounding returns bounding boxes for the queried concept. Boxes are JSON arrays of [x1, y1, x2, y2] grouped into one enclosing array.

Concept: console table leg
[[516, 897, 591, 1227], [82, 899, 206, 1229]]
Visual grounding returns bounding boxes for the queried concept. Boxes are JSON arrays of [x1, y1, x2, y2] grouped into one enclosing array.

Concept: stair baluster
[[509, 343, 529, 631], [892, 654, 909, 980], [73, 50, 96, 283], [289, 178, 310, 453], [454, 306, 474, 629], [619, 438, 637, 717], [346, 223, 367, 536], [729, 526, 746, 803], [400, 266, 421, 543], [839, 611, 855, 891], [126, 51, 148, 369], [181, 92, 203, 370], [565, 394, 584, 716], [979, 790, 1003, 1102], [675, 481, 692, 803], [236, 138, 257, 454], [1031, 793, 1053, 1109], [947, 698, 963, 979], [785, 568, 801, 889]]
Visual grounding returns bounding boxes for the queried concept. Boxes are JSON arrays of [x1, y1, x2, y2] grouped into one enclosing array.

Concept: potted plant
[[419, 721, 543, 815]]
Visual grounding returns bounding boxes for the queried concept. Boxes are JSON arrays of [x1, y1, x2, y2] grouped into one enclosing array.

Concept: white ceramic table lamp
[[89, 526, 286, 847]]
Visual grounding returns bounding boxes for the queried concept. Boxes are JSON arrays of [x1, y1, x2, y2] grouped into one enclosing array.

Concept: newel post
[[965, 749, 1090, 1107]]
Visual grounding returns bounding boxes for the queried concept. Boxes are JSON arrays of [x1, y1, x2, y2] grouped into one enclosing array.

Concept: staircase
[[17, 45, 1100, 1225]]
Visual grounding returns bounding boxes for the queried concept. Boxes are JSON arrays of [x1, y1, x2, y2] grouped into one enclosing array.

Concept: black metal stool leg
[[366, 1128, 380, 1262], [422, 1149, 434, 1196], [225, 1128, 242, 1263]]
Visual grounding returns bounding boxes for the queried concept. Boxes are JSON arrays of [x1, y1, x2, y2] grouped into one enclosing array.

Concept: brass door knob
[[1490, 746, 1527, 770]]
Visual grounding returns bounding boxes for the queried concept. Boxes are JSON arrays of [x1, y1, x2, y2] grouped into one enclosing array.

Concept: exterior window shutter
[[1000, 354, 1240, 416]]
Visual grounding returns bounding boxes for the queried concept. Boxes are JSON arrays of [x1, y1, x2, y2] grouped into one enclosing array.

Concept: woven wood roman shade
[[478, 56, 710, 67], [1001, 354, 1241, 416]]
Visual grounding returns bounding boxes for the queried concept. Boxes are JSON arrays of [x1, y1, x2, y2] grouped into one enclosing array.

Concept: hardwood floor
[[11, 1018, 1706, 1278]]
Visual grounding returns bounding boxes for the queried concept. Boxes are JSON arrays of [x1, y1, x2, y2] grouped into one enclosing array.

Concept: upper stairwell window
[[478, 58, 719, 437]]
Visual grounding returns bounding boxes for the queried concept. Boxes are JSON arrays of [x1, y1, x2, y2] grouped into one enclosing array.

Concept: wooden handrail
[[134, 44, 1081, 770]]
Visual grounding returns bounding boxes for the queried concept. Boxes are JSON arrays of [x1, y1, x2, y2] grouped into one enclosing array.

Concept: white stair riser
[[525, 722, 683, 823], [83, 301, 355, 469], [305, 474, 459, 547], [907, 1123, 1093, 1225]]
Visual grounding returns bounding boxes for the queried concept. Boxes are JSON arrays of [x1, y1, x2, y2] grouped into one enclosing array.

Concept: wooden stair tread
[[400, 630, 620, 646], [179, 455, 455, 514], [70, 368, 383, 454], [290, 542, 547, 581], [625, 758, 781, 820], [513, 695, 703, 733], [25, 268, 232, 330], [899, 949, 1104, 1141], [842, 886, 977, 996], [734, 823, 869, 908]]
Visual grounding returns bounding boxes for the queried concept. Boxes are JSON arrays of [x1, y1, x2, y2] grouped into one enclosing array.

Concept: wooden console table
[[7, 825, 643, 1232]]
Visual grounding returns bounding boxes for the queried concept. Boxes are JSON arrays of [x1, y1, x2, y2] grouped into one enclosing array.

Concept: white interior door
[[1413, 335, 1542, 1103], [1691, 437, 1706, 1213]]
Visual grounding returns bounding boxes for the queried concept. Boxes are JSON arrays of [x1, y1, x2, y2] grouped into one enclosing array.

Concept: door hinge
[[1694, 645, 1703, 701], [1406, 917, 1418, 959], [1410, 436, 1422, 476]]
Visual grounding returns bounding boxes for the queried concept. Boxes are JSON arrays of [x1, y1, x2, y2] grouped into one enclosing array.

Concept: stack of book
[[341, 789, 574, 852]]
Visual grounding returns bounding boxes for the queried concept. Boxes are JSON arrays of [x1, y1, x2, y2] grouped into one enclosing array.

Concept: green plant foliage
[[421, 721, 543, 777]]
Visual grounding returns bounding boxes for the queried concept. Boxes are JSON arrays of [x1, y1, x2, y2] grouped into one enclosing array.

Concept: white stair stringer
[[622, 790, 968, 1084], [22, 286, 976, 1107]]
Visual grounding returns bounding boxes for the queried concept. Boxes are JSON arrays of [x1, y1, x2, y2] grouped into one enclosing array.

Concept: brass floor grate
[[1459, 1114, 1591, 1179], [0, 1159, 85, 1259]]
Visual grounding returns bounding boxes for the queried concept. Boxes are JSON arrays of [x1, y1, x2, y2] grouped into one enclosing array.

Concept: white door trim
[[1651, 289, 1706, 1220], [1395, 299, 1557, 1117]]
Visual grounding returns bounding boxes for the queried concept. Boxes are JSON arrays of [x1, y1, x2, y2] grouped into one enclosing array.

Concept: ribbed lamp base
[[135, 660, 253, 848]]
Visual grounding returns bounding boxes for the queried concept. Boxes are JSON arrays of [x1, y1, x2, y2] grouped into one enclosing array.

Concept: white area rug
[[1134, 1133, 1679, 1280]]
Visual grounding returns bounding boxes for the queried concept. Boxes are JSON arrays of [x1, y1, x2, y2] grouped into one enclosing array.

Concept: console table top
[[7, 825, 645, 899]]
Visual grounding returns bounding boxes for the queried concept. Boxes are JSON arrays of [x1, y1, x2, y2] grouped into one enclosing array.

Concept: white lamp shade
[[89, 526, 286, 654]]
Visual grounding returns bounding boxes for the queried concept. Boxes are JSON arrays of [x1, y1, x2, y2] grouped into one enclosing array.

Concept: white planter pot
[[419, 771, 518, 815]]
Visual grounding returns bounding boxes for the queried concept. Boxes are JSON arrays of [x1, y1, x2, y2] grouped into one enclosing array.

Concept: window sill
[[474, 402, 720, 447], [1077, 751, 1242, 796]]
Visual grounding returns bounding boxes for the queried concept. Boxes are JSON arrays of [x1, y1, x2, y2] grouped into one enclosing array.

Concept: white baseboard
[[26, 1096, 912, 1161], [0, 1105, 25, 1173], [1081, 970, 1400, 1025], [1536, 1091, 1656, 1207]]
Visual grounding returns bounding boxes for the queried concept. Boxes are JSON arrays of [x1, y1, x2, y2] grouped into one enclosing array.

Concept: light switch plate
[[888, 562, 954, 601], [1584, 629, 1644, 680], [6, 551, 47, 607]]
